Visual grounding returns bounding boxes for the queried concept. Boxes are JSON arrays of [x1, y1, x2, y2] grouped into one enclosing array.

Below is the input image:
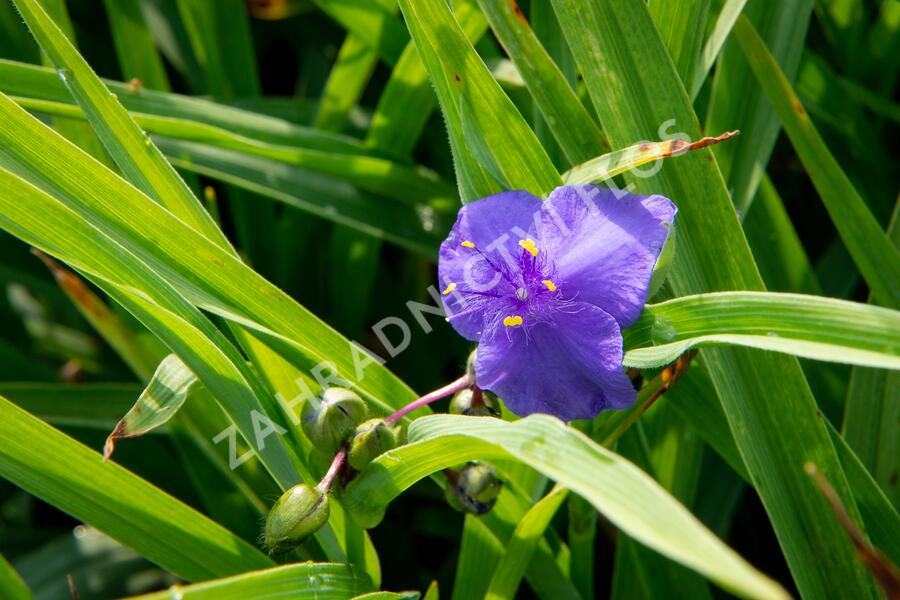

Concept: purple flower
[[438, 185, 676, 421]]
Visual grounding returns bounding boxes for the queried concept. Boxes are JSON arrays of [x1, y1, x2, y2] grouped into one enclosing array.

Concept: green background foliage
[[0, 0, 897, 598]]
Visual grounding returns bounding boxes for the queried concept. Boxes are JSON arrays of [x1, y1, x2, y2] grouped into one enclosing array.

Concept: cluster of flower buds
[[263, 362, 508, 554], [445, 462, 503, 515], [265, 387, 406, 554]]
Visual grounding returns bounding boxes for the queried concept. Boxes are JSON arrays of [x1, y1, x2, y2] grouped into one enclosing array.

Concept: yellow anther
[[518, 239, 538, 257], [460, 240, 475, 248], [542, 280, 557, 292], [503, 315, 523, 327], [442, 282, 457, 296]]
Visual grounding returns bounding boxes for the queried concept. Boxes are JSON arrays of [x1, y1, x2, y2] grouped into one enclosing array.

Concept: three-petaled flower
[[438, 185, 676, 420]]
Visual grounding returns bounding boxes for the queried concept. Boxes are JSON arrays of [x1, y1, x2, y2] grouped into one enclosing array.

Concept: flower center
[[443, 238, 564, 334]]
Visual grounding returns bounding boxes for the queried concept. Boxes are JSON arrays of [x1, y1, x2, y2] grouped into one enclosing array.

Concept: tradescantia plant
[[0, 0, 897, 599]]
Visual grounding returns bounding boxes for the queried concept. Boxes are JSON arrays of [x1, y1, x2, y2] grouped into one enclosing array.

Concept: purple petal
[[439, 191, 542, 340], [475, 302, 636, 420], [539, 185, 676, 329]]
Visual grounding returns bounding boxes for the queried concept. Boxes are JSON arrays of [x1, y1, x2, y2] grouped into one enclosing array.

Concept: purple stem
[[319, 446, 347, 494], [385, 375, 472, 425]]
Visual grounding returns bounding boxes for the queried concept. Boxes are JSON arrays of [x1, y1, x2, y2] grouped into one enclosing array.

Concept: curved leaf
[[625, 292, 900, 369], [128, 563, 373, 599], [345, 415, 789, 600], [103, 354, 197, 460]]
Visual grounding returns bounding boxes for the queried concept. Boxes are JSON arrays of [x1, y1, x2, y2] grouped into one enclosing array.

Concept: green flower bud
[[301, 387, 368, 455], [347, 418, 401, 471], [446, 462, 503, 515], [449, 387, 501, 418], [466, 349, 478, 381], [263, 483, 330, 554]]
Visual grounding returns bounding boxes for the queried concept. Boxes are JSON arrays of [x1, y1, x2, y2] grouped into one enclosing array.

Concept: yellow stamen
[[460, 240, 475, 248], [442, 282, 457, 295], [503, 315, 523, 327], [518, 239, 538, 257], [542, 280, 557, 292]]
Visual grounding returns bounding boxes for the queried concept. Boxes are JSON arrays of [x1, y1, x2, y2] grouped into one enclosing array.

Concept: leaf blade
[[0, 394, 274, 581]]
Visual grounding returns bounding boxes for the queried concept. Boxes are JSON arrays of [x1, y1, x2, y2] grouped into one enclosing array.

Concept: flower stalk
[[385, 374, 473, 425], [319, 446, 347, 494]]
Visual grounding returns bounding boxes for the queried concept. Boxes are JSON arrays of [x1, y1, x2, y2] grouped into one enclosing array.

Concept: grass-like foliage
[[0, 0, 897, 599]]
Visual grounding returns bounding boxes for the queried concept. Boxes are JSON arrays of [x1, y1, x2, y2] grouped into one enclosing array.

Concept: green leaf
[[315, 34, 379, 132], [566, 493, 596, 599], [0, 394, 274, 581], [310, 0, 407, 66], [462, 483, 580, 600], [842, 202, 900, 507], [346, 415, 788, 600], [0, 1, 38, 63], [485, 485, 568, 600], [9, 96, 456, 215], [365, 0, 488, 159], [648, 0, 711, 94], [705, 1, 813, 213], [0, 90, 396, 571], [611, 422, 712, 600], [172, 0, 277, 268], [100, 0, 170, 91], [397, 0, 560, 201], [843, 368, 900, 508], [0, 59, 367, 154], [451, 516, 504, 600], [156, 139, 444, 257], [174, 0, 260, 101], [476, 0, 605, 164], [29, 0, 111, 166], [0, 383, 142, 430], [0, 553, 31, 600], [11, 0, 226, 247], [624, 291, 900, 369], [13, 527, 167, 600], [551, 0, 879, 596], [127, 563, 374, 599], [103, 354, 198, 460], [733, 15, 899, 309], [691, 0, 748, 99], [0, 163, 302, 489], [0, 91, 418, 420], [665, 365, 900, 567]]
